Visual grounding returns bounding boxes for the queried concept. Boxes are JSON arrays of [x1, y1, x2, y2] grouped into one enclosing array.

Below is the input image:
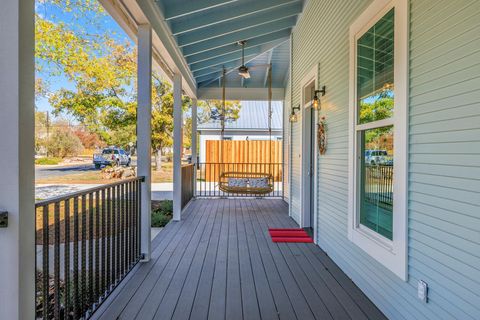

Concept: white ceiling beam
[[195, 39, 288, 85], [163, 0, 238, 20], [176, 2, 303, 47], [181, 17, 297, 57], [185, 29, 290, 62], [190, 39, 285, 73], [170, 0, 301, 35]]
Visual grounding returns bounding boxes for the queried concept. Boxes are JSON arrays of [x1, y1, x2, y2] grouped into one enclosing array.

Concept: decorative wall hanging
[[318, 116, 327, 155]]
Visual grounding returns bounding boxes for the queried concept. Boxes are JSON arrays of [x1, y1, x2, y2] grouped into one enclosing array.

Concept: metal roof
[[154, 0, 304, 90], [198, 100, 283, 131]]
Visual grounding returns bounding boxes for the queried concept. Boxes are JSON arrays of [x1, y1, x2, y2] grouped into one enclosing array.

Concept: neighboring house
[[197, 100, 283, 162]]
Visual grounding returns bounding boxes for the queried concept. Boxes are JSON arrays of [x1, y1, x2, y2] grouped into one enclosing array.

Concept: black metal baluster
[[95, 190, 100, 304], [42, 205, 49, 320], [112, 185, 117, 285], [125, 182, 130, 268], [116, 184, 121, 281], [121, 183, 125, 276], [138, 179, 142, 259], [64, 200, 70, 320], [88, 193, 94, 310], [54, 202, 61, 319], [106, 187, 112, 291], [135, 180, 140, 259], [101, 188, 106, 297], [81, 194, 87, 316], [129, 181, 134, 267], [73, 197, 79, 319]]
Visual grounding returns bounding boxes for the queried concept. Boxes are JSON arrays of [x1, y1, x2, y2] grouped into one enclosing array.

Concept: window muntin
[[357, 9, 394, 125]]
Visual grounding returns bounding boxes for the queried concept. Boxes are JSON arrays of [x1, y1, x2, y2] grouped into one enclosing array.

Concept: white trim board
[[347, 0, 409, 281], [300, 64, 319, 243]]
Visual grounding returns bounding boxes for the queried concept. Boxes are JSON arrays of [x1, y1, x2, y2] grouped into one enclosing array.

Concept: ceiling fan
[[237, 40, 250, 79]]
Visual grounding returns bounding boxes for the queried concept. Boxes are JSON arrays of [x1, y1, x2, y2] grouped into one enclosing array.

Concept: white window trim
[[300, 64, 319, 243], [348, 0, 409, 281]]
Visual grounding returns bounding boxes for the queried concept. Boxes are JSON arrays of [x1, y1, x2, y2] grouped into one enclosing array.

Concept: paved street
[[35, 159, 138, 179], [35, 164, 98, 179]]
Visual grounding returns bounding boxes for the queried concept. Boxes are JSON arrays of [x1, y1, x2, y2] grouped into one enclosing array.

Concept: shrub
[[47, 127, 84, 158], [151, 212, 171, 228], [151, 200, 173, 228], [35, 157, 61, 165]]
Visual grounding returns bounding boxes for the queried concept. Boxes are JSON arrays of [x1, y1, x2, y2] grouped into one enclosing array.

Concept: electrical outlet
[[418, 280, 428, 303]]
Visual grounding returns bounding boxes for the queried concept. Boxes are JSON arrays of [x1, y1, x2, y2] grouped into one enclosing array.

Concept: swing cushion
[[249, 178, 269, 188], [228, 178, 248, 187]]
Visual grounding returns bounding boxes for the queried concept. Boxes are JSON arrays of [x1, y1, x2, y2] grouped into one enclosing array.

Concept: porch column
[[137, 24, 152, 260], [0, 0, 35, 318], [173, 73, 183, 221], [191, 98, 198, 196]]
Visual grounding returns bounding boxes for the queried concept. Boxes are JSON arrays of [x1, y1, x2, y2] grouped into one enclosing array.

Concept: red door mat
[[268, 228, 313, 243]]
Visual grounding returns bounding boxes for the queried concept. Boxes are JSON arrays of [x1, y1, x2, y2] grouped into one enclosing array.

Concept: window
[[348, 0, 408, 280]]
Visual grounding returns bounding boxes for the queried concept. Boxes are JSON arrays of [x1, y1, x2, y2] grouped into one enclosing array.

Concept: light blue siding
[[287, 0, 480, 319]]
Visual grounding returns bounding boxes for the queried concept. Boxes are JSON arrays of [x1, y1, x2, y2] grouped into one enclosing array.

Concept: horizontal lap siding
[[408, 0, 480, 319], [287, 0, 480, 319]]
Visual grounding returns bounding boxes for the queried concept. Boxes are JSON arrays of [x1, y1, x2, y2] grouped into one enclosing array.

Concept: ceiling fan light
[[238, 65, 250, 79]]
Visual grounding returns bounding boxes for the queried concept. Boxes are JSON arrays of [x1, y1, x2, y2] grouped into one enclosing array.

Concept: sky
[[35, 1, 133, 114]]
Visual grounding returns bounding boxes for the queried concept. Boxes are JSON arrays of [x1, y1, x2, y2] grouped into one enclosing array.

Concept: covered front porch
[[94, 198, 385, 320]]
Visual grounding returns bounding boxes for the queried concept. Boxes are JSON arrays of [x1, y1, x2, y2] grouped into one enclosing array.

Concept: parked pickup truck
[[365, 149, 391, 165], [93, 147, 131, 169]]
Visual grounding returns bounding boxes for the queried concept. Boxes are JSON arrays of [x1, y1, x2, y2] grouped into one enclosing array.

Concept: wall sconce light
[[289, 105, 300, 123], [313, 85, 326, 110]]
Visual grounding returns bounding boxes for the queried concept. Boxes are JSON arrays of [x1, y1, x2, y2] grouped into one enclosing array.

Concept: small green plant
[[151, 200, 173, 228], [35, 157, 61, 165]]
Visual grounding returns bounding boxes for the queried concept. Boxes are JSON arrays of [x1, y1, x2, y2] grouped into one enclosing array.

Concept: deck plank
[[117, 200, 209, 319], [235, 199, 262, 320], [170, 199, 221, 320], [225, 199, 243, 320], [187, 199, 224, 320], [135, 200, 211, 319], [208, 199, 230, 320], [246, 199, 316, 320], [96, 202, 197, 319], [95, 199, 386, 320], [153, 200, 219, 320]]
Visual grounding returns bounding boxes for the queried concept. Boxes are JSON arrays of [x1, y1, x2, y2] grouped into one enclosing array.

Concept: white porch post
[[0, 0, 35, 318], [191, 98, 198, 196], [137, 24, 152, 260], [173, 73, 183, 221]]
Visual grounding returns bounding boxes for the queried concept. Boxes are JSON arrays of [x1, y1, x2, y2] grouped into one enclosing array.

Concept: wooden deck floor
[[94, 199, 386, 320]]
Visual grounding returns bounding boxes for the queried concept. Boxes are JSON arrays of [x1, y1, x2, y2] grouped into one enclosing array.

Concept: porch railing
[[196, 162, 283, 198], [35, 177, 144, 319], [364, 165, 393, 210], [181, 164, 195, 208]]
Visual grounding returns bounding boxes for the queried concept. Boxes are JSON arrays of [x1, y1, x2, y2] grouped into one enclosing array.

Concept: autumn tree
[[35, 0, 240, 169]]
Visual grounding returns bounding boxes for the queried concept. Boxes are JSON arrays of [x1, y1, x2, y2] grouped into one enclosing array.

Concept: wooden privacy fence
[[204, 140, 283, 182], [206, 140, 282, 164]]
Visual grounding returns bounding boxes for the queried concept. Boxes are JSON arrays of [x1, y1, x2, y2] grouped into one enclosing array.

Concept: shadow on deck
[[93, 199, 386, 320]]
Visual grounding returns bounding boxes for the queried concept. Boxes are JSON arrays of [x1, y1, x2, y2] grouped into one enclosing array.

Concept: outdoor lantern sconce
[[313, 85, 326, 110], [289, 105, 300, 123]]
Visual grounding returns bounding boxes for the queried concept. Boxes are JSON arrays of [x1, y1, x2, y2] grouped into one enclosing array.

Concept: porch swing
[[218, 64, 274, 196]]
